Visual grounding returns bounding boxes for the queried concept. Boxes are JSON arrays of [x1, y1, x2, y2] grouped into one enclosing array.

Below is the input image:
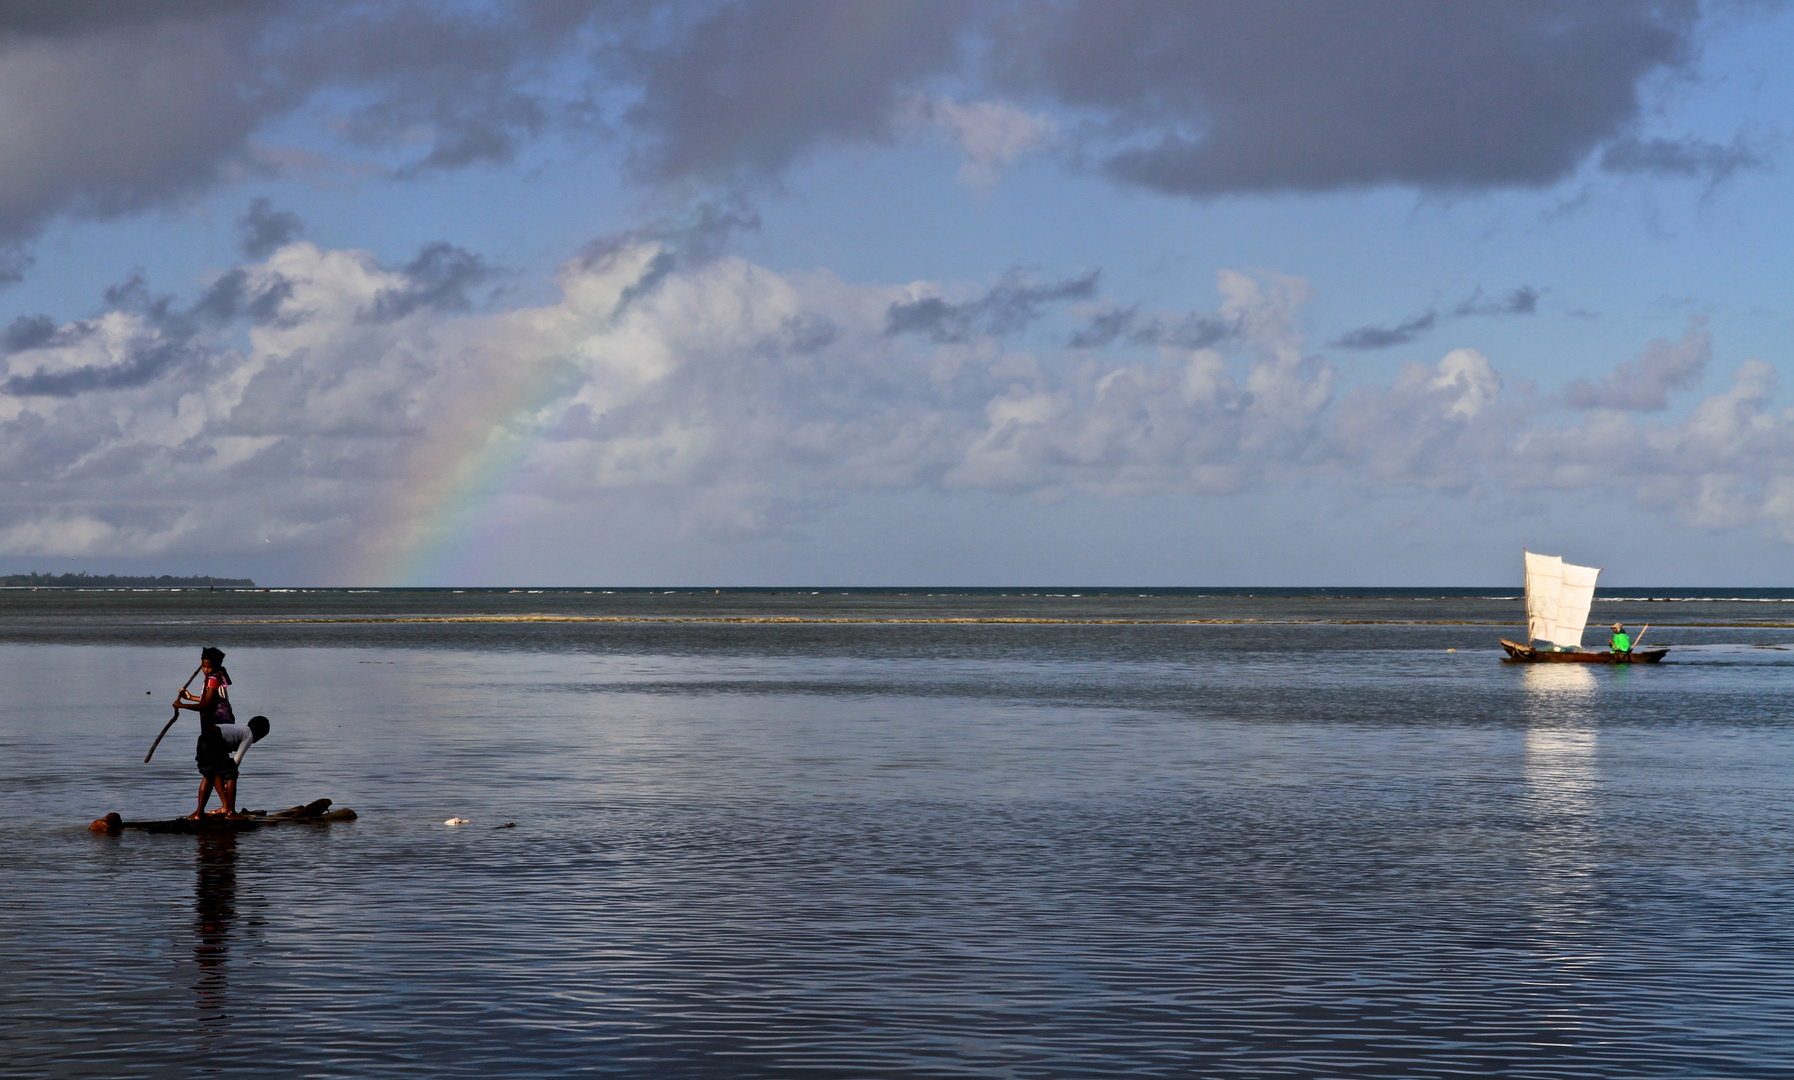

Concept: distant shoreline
[[0, 573, 254, 588]]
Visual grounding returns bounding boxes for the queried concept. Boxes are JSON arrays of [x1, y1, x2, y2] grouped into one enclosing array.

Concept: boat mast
[[1523, 548, 1532, 646]]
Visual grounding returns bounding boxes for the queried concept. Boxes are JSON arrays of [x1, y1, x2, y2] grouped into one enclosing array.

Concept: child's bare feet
[[184, 811, 204, 820]]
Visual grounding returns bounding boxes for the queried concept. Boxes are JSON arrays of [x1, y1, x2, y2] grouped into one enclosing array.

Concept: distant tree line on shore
[[0, 572, 256, 588]]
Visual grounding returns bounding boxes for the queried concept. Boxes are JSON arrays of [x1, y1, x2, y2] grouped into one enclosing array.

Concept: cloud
[[367, 242, 497, 321], [994, 0, 1700, 196], [1329, 348, 1516, 491], [2, 235, 1793, 573], [237, 198, 303, 259], [1600, 135, 1766, 185], [1332, 285, 1541, 350], [1513, 358, 1794, 535], [885, 271, 1098, 344], [618, 0, 972, 180], [0, 0, 1745, 261], [1564, 318, 1711, 411], [615, 1, 1720, 199], [0, 4, 273, 238], [0, 1, 621, 244], [0, 269, 254, 397], [909, 96, 1056, 190], [1454, 286, 1540, 318], [1067, 306, 1235, 351], [1331, 311, 1438, 351]]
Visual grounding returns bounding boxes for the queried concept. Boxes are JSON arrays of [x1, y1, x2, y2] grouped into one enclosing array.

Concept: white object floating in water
[[444, 817, 472, 826]]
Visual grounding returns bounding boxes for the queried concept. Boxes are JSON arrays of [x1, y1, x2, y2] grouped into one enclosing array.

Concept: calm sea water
[[5, 588, 1794, 1077]]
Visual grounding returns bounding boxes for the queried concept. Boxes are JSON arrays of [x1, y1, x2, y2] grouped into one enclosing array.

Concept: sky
[[1, 0, 1792, 587]]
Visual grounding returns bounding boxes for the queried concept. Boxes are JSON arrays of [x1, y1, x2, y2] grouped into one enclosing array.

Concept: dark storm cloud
[[237, 199, 304, 259], [0, 246, 31, 288], [0, 1, 267, 37], [0, 0, 272, 41], [0, 0, 1751, 268], [0, 3, 274, 240], [885, 271, 1099, 344], [0, 1, 632, 245], [994, 0, 1699, 196], [620, 0, 971, 179]]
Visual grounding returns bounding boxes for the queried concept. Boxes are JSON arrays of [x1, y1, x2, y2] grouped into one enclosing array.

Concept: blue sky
[[1, 0, 1792, 586]]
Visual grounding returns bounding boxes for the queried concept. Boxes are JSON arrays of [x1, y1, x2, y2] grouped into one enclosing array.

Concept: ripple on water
[[4, 626, 1794, 1077]]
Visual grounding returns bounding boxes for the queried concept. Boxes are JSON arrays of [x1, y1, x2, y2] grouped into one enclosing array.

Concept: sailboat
[[1499, 550, 1668, 663]]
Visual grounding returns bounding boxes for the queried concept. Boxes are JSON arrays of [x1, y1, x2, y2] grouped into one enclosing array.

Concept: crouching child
[[191, 715, 271, 819]]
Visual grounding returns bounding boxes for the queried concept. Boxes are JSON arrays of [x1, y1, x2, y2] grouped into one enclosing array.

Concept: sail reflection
[[1520, 662, 1604, 967], [1522, 664, 1600, 840], [193, 831, 237, 1027]]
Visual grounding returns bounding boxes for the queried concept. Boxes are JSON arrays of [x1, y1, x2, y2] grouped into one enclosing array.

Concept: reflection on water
[[9, 625, 1794, 1077], [1521, 663, 1602, 846], [1521, 661, 1604, 997], [193, 832, 237, 1027]]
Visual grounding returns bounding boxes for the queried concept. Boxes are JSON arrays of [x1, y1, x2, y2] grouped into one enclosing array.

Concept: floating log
[[90, 798, 357, 834]]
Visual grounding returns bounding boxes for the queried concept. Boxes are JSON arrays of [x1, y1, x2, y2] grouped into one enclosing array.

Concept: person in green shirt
[[1610, 623, 1632, 655]]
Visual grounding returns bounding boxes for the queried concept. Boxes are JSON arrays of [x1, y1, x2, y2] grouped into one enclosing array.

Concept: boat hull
[[1499, 639, 1668, 664]]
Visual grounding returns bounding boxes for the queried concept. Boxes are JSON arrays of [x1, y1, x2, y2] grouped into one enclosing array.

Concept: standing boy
[[174, 647, 261, 818]]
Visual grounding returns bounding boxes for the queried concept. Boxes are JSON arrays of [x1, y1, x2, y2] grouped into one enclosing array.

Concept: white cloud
[[4, 239, 1794, 577], [908, 96, 1056, 191]]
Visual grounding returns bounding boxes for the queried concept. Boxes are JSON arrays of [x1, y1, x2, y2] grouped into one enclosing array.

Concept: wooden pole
[[144, 665, 203, 763], [1632, 624, 1649, 650]]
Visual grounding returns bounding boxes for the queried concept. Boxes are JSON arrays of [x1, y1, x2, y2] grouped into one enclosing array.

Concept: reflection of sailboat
[[1500, 550, 1668, 663], [1521, 664, 1602, 919], [194, 831, 237, 1025], [1522, 666, 1599, 817]]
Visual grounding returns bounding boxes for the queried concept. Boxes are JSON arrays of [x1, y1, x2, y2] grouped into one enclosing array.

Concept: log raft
[[90, 798, 357, 834]]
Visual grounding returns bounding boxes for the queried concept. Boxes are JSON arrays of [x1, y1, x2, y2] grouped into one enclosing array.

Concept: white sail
[[1524, 550, 1600, 647], [1555, 562, 1599, 648], [1524, 551, 1562, 643]]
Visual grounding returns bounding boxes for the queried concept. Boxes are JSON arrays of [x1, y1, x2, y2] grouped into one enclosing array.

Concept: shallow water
[[5, 591, 1794, 1076]]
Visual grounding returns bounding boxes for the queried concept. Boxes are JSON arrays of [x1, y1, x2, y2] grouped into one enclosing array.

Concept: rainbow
[[354, 345, 582, 587], [347, 4, 955, 584]]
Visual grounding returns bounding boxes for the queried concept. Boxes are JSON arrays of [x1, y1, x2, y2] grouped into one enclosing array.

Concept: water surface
[[4, 590, 1794, 1076]]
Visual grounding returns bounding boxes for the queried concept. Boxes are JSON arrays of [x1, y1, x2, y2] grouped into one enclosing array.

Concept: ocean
[[4, 587, 1794, 1077]]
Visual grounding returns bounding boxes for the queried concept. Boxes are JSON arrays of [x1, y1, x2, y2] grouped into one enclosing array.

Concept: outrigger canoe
[[1501, 550, 1670, 664], [90, 798, 356, 834], [1499, 639, 1668, 664]]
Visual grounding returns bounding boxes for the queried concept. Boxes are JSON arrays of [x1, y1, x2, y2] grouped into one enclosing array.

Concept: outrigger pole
[[144, 665, 203, 764]]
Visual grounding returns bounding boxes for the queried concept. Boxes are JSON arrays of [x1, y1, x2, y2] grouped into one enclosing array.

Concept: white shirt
[[215, 723, 256, 765]]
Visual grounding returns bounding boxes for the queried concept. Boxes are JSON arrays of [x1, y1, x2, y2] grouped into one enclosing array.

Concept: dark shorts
[[196, 728, 239, 781]]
